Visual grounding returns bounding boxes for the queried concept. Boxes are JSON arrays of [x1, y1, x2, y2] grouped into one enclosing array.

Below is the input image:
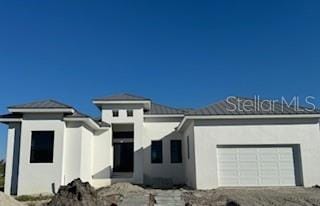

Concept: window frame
[[171, 140, 182, 163], [127, 109, 133, 117], [151, 140, 163, 164], [112, 110, 119, 117], [30, 131, 55, 163]]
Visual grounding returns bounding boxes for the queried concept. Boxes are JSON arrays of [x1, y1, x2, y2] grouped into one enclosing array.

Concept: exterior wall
[[143, 118, 184, 185], [91, 129, 112, 187], [63, 123, 96, 184], [181, 121, 197, 188], [80, 126, 93, 182], [192, 118, 320, 189], [17, 114, 65, 195], [4, 123, 21, 195], [101, 104, 144, 184], [63, 123, 82, 184]]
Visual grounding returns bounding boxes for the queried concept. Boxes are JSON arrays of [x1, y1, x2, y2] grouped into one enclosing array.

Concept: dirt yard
[[3, 180, 320, 206], [183, 187, 320, 206]]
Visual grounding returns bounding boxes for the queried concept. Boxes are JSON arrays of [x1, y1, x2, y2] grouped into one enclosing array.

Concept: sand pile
[[0, 192, 24, 206], [97, 182, 144, 196]]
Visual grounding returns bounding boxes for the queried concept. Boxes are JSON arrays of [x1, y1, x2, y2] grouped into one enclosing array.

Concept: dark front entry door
[[113, 143, 134, 172]]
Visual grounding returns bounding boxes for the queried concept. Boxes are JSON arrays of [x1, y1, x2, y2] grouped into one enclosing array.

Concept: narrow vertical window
[[30, 131, 54, 163], [151, 140, 162, 163], [187, 136, 190, 160], [171, 140, 182, 163], [112, 110, 119, 117], [127, 110, 133, 117]]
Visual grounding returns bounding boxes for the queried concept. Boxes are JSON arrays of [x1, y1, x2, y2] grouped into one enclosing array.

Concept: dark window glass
[[127, 110, 133, 117], [151, 141, 162, 163], [187, 136, 190, 159], [113, 131, 134, 139], [30, 131, 54, 163], [113, 110, 119, 117], [171, 140, 182, 163]]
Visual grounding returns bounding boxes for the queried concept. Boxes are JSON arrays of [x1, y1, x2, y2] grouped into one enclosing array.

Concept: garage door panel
[[259, 153, 278, 161], [219, 169, 238, 177], [217, 146, 296, 186], [239, 153, 258, 161], [239, 162, 258, 169], [219, 162, 237, 169], [260, 162, 278, 169], [260, 178, 279, 185], [280, 178, 295, 185], [219, 153, 237, 161], [261, 171, 279, 177], [239, 170, 259, 176], [219, 178, 239, 186], [259, 148, 278, 153], [239, 178, 259, 185]]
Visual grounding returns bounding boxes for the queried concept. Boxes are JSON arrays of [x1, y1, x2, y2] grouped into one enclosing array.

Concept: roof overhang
[[0, 118, 22, 123], [144, 114, 184, 118], [63, 117, 109, 131], [8, 108, 74, 113], [176, 114, 320, 131], [92, 100, 151, 110]]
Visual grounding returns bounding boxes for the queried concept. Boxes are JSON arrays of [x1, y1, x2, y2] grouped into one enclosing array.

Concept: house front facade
[[1, 93, 320, 195]]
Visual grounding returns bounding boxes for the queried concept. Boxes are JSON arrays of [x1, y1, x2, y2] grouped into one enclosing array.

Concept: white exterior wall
[[181, 121, 196, 188], [143, 119, 184, 185], [80, 126, 93, 182], [17, 114, 65, 195], [64, 123, 100, 185], [63, 123, 82, 184], [4, 123, 21, 195], [101, 104, 144, 184], [192, 118, 320, 189], [91, 129, 112, 187]]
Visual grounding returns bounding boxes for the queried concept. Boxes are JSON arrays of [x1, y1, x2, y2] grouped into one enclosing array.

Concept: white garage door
[[217, 146, 296, 186]]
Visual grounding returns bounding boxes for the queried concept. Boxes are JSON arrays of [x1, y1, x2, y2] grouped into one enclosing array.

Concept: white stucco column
[[4, 123, 21, 195], [4, 125, 15, 194], [133, 108, 144, 184]]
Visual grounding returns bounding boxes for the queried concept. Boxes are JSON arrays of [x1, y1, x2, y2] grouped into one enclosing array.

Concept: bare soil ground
[[183, 187, 320, 206], [3, 181, 320, 206]]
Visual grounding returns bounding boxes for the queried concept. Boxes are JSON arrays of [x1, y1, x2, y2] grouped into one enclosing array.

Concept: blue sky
[[0, 0, 320, 159]]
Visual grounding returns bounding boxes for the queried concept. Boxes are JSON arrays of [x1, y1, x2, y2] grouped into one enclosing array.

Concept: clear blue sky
[[0, 0, 320, 159]]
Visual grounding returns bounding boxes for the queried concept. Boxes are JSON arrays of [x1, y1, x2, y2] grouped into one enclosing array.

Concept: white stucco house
[[1, 93, 320, 195]]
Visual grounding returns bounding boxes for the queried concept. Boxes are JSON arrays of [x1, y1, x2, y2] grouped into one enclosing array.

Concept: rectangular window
[[187, 136, 190, 159], [151, 140, 162, 163], [171, 140, 182, 163], [127, 110, 133, 117], [30, 131, 54, 163], [112, 110, 119, 117]]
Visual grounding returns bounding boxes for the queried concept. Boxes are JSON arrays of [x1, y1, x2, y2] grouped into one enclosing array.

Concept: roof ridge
[[93, 92, 150, 101]]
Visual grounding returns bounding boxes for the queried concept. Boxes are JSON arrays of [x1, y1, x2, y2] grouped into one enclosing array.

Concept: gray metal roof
[[94, 93, 150, 101], [63, 111, 110, 127], [188, 96, 320, 115], [8, 99, 72, 109], [145, 103, 186, 115]]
